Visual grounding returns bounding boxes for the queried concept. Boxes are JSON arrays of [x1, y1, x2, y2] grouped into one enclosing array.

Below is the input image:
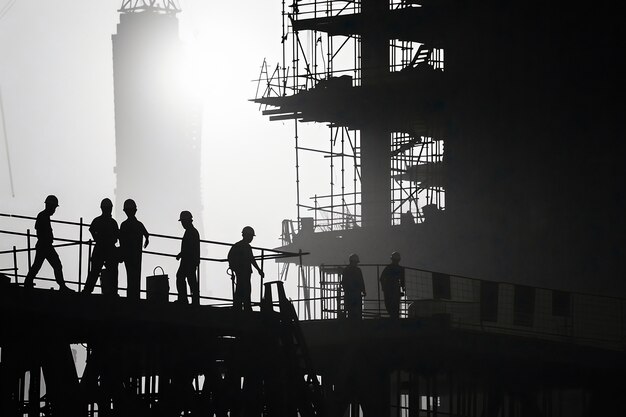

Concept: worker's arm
[[252, 257, 265, 278], [359, 270, 367, 297], [142, 223, 150, 248], [89, 221, 97, 241]]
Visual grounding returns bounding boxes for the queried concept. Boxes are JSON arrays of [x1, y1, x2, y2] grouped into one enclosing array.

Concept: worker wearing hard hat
[[341, 253, 366, 320], [83, 198, 120, 295], [119, 199, 150, 300], [175, 210, 200, 305], [379, 251, 406, 319], [228, 226, 265, 312], [23, 195, 71, 292]]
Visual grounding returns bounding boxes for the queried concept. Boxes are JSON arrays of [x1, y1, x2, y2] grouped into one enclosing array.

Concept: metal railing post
[[26, 229, 32, 268], [320, 264, 324, 319], [377, 264, 381, 317], [298, 249, 304, 319], [619, 300, 626, 349], [260, 249, 265, 302], [78, 217, 83, 291], [314, 194, 318, 229], [12, 245, 17, 284], [87, 240, 93, 292]]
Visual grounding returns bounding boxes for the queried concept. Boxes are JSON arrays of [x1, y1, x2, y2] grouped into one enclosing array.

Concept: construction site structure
[[1, 212, 626, 417], [0, 212, 321, 417], [113, 0, 203, 235], [252, 0, 626, 309]]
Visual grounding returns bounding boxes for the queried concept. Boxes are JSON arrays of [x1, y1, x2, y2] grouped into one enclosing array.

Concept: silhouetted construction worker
[[83, 198, 119, 295], [119, 199, 150, 300], [380, 251, 406, 319], [401, 209, 415, 225], [23, 195, 71, 292], [341, 253, 366, 320], [175, 210, 200, 305], [228, 226, 265, 312]]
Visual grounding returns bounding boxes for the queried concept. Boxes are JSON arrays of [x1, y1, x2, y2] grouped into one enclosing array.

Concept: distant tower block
[[112, 0, 203, 232]]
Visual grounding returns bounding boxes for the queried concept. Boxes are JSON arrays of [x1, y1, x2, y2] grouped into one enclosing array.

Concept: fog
[[0, 0, 324, 300]]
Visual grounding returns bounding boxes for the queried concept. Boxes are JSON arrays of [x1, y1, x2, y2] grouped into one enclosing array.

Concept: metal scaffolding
[[2, 213, 625, 417], [254, 0, 446, 235]]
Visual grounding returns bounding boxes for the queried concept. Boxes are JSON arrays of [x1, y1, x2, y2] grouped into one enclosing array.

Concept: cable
[[0, 0, 17, 21], [0, 86, 15, 197]]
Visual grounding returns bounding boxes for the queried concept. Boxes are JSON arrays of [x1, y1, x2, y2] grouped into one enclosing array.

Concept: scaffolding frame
[[255, 0, 446, 236], [118, 0, 181, 14]]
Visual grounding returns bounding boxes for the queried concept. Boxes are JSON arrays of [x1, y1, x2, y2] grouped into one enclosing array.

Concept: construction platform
[[2, 281, 626, 417], [0, 281, 324, 417]]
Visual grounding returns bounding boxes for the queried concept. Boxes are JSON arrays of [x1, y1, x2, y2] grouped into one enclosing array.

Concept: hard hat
[[100, 198, 113, 209], [179, 210, 193, 221], [242, 226, 255, 236], [44, 195, 59, 207], [391, 251, 401, 261], [123, 199, 137, 211], [349, 253, 360, 263]]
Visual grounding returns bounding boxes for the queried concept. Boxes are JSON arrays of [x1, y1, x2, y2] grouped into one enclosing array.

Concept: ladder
[[261, 281, 325, 417]]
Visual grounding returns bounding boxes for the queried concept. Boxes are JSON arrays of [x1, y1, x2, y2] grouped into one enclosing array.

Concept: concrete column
[[360, 0, 391, 228]]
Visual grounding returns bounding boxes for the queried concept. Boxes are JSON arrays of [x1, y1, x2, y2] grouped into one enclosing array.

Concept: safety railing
[[5, 211, 625, 351], [288, 0, 361, 19], [298, 263, 626, 351], [0, 212, 305, 306]]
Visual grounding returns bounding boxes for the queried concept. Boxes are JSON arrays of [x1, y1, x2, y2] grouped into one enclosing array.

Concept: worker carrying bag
[[146, 266, 169, 303]]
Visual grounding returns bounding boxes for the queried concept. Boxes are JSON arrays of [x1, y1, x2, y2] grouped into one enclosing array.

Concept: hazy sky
[[0, 0, 331, 298]]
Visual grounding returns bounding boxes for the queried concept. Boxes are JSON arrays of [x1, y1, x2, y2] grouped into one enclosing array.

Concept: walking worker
[[119, 199, 149, 300], [228, 226, 265, 312], [23, 195, 71, 292], [83, 198, 120, 295], [175, 210, 200, 305], [379, 251, 406, 319], [341, 253, 366, 320]]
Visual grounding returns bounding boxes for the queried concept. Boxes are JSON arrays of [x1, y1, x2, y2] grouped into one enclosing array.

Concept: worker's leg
[[233, 271, 251, 311], [384, 295, 399, 319], [125, 260, 141, 300], [243, 278, 252, 312], [83, 248, 105, 294], [187, 265, 199, 306], [356, 298, 363, 319], [176, 263, 189, 303], [24, 246, 47, 288], [233, 274, 242, 311], [103, 252, 118, 296], [46, 247, 69, 291]]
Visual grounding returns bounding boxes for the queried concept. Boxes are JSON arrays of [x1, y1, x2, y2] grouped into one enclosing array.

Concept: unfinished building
[[253, 0, 626, 302], [0, 1, 624, 416], [113, 0, 203, 232]]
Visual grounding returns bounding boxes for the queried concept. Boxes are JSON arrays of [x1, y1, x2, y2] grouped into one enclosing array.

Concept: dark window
[[552, 290, 570, 317], [432, 273, 451, 300], [480, 281, 499, 322], [513, 285, 535, 327]]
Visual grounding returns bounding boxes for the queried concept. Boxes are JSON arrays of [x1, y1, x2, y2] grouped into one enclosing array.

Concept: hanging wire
[[0, 86, 15, 197]]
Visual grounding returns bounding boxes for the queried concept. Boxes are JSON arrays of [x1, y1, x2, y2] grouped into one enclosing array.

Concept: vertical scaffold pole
[[260, 249, 265, 302], [297, 254, 302, 317], [26, 229, 32, 268], [12, 246, 18, 284], [79, 217, 83, 291], [330, 130, 334, 230], [88, 240, 93, 292], [377, 264, 381, 317], [295, 120, 301, 229], [341, 128, 345, 229]]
